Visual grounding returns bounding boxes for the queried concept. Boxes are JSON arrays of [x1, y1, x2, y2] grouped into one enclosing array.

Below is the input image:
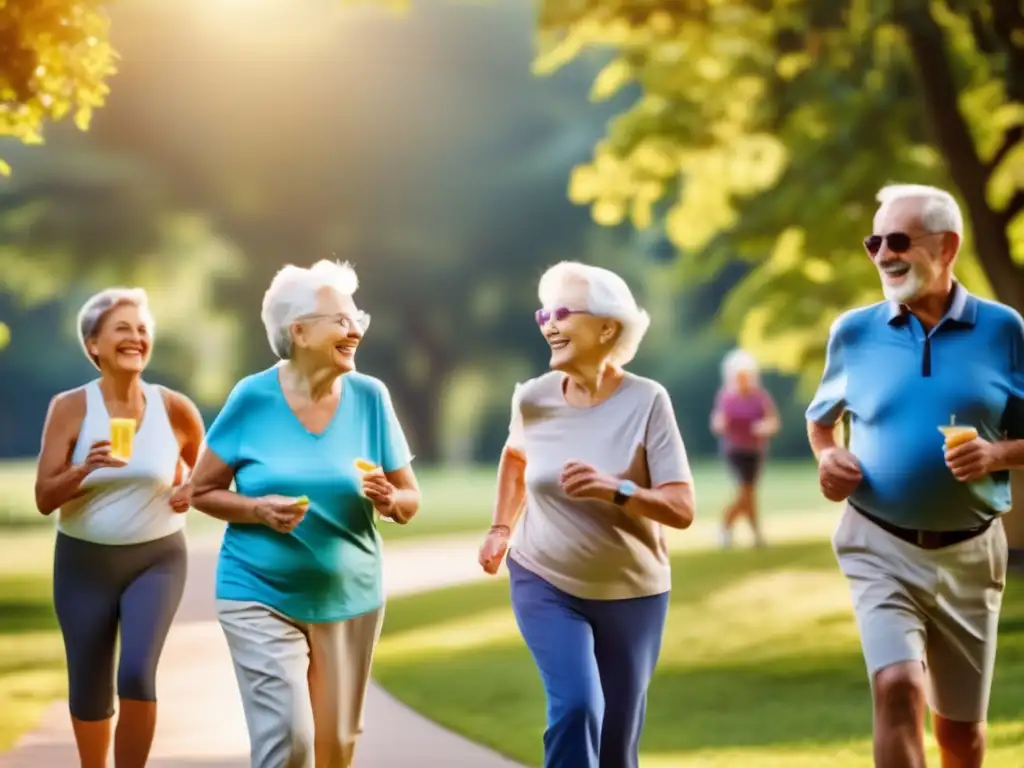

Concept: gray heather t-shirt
[[506, 371, 692, 600]]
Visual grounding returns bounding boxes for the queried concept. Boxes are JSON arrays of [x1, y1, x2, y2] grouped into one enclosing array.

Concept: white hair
[[876, 184, 963, 238], [76, 287, 154, 369], [538, 261, 651, 366], [261, 259, 359, 359], [721, 348, 760, 387]]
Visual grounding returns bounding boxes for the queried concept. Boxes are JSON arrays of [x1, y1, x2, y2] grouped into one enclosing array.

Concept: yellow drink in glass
[[109, 418, 136, 461], [938, 424, 978, 449]]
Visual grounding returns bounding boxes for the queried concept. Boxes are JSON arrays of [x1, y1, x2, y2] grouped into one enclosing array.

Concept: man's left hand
[[362, 469, 398, 517], [945, 438, 999, 482], [560, 460, 616, 502]]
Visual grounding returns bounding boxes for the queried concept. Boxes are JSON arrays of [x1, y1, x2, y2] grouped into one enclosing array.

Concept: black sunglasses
[[863, 232, 939, 256]]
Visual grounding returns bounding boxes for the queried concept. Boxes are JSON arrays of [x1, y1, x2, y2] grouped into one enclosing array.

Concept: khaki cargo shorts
[[832, 505, 1008, 722]]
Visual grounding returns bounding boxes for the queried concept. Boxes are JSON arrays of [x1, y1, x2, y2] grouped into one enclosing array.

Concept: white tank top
[[58, 380, 185, 545]]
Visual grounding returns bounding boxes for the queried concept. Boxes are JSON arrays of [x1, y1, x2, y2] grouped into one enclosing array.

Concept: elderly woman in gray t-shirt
[[478, 261, 695, 768]]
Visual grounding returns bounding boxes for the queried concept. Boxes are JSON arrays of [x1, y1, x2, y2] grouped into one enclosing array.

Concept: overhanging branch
[[896, 2, 1024, 310], [1005, 190, 1024, 228], [989, 125, 1023, 173]]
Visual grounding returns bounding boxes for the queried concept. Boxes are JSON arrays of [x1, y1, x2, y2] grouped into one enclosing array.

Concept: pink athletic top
[[714, 387, 775, 454]]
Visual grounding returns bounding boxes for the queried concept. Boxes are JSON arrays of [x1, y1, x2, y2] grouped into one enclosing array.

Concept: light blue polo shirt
[[807, 283, 1024, 531], [205, 366, 412, 622]]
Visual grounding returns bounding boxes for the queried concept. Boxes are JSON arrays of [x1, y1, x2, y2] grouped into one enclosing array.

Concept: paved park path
[[0, 535, 525, 768]]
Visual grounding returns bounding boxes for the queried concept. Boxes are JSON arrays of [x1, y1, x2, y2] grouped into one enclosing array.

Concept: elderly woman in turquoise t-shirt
[[190, 259, 420, 768]]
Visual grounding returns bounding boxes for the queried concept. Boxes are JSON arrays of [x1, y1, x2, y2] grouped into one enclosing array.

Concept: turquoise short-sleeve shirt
[[204, 366, 412, 623]]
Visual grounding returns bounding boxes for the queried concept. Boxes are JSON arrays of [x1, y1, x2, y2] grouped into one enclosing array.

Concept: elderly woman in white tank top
[[34, 288, 205, 768], [478, 261, 695, 768]]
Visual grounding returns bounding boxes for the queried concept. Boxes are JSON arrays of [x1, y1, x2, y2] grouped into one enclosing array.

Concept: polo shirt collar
[[887, 281, 977, 327]]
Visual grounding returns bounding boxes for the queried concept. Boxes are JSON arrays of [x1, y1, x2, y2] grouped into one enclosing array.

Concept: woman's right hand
[[75, 440, 128, 475], [478, 526, 511, 575], [254, 495, 309, 533]]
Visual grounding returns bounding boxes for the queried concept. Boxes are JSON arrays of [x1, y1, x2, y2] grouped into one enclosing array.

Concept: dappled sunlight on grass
[[660, 568, 858, 666], [664, 505, 840, 553], [0, 554, 65, 752], [375, 607, 521, 663], [0, 530, 54, 575], [641, 718, 1024, 767]]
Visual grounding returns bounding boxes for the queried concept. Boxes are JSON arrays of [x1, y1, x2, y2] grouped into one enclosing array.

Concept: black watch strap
[[613, 489, 628, 506]]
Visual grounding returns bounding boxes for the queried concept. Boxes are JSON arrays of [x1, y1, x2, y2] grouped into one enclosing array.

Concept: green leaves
[[536, 0, 1023, 385], [590, 58, 632, 102], [0, 0, 117, 165]]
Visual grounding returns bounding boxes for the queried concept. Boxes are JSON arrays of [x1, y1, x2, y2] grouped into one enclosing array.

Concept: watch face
[[618, 480, 637, 497]]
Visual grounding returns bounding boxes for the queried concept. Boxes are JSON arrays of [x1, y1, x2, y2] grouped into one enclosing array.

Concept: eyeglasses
[[296, 311, 371, 333], [863, 232, 939, 256], [535, 307, 591, 326]]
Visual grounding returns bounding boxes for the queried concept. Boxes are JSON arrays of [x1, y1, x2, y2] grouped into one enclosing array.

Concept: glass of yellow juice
[[109, 418, 137, 461], [938, 424, 978, 449]]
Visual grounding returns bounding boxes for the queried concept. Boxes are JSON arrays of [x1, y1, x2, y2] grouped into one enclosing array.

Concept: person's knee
[[873, 662, 926, 724], [550, 684, 604, 731], [284, 728, 314, 768], [934, 717, 985, 761], [69, 690, 116, 723], [117, 659, 157, 703], [69, 663, 116, 721]]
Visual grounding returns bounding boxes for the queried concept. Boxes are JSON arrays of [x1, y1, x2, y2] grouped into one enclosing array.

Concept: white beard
[[881, 265, 925, 303]]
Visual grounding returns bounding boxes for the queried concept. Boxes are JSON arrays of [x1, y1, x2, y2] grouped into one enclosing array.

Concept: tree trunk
[[899, 5, 1024, 564], [385, 365, 447, 464]]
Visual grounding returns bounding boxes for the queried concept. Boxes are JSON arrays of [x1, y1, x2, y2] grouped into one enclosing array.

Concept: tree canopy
[[536, 0, 1024, 390], [0, 0, 116, 174], [0, 0, 643, 460]]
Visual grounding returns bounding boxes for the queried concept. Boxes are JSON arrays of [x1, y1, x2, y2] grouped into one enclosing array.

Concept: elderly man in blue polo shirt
[[807, 183, 1024, 768]]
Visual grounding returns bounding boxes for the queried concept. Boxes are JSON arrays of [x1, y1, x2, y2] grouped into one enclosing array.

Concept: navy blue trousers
[[508, 557, 669, 768]]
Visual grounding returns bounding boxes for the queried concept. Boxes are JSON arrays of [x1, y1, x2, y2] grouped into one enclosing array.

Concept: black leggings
[[53, 530, 187, 721]]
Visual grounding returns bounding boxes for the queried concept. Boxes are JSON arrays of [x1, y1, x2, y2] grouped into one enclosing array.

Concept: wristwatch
[[613, 479, 637, 507]]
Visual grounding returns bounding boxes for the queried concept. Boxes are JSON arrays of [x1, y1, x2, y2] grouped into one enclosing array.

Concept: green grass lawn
[[0, 530, 65, 753], [373, 525, 1024, 767], [0, 457, 826, 541]]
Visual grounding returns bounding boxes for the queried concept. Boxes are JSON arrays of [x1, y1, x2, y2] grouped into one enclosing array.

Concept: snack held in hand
[[354, 458, 377, 473], [294, 495, 309, 507], [109, 417, 136, 461]]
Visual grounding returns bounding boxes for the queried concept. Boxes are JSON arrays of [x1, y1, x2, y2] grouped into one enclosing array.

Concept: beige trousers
[[217, 600, 384, 768], [832, 505, 1007, 722]]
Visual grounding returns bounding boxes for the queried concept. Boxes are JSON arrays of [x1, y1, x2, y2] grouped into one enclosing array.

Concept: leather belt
[[850, 504, 992, 550]]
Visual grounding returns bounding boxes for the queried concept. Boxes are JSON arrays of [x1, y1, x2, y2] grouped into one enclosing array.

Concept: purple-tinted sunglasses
[[535, 307, 591, 326]]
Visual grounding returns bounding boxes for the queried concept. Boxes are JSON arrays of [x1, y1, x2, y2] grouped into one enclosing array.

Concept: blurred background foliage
[[0, 0, 1021, 465]]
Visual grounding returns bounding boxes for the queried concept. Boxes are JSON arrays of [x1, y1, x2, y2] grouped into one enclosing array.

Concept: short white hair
[[722, 348, 759, 386], [261, 259, 359, 359], [538, 261, 651, 366], [76, 287, 154, 369], [876, 184, 963, 238]]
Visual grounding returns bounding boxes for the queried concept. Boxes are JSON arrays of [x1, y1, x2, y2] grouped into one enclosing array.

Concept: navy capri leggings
[[53, 530, 187, 721]]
